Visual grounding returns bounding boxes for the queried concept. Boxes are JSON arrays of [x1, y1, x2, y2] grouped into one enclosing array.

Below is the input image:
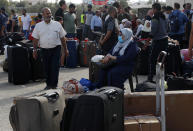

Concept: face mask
[[118, 36, 124, 43]]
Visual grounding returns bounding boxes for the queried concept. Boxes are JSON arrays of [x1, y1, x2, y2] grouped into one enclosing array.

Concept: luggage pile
[[4, 39, 46, 85], [135, 38, 193, 92], [9, 87, 124, 131]]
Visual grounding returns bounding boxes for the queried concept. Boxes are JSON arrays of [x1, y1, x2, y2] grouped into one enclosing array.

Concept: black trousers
[[148, 38, 168, 80], [41, 45, 61, 88]]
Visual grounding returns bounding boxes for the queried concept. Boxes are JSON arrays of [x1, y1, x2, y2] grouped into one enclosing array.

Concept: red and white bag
[[61, 79, 85, 94]]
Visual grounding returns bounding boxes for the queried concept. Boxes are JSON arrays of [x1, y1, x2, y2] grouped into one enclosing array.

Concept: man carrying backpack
[[169, 3, 188, 48]]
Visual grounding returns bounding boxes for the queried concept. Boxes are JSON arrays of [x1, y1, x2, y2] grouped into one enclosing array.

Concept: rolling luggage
[[29, 47, 46, 81], [8, 45, 31, 85], [9, 89, 65, 131], [167, 74, 193, 91], [89, 61, 100, 83], [60, 95, 80, 131], [79, 41, 97, 67], [165, 43, 182, 76], [69, 87, 124, 131], [136, 41, 150, 75], [66, 40, 78, 68]]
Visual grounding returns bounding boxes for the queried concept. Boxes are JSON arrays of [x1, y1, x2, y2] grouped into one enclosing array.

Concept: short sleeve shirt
[[32, 20, 66, 49], [63, 12, 76, 33], [107, 21, 115, 31], [21, 15, 32, 30], [85, 11, 95, 25]]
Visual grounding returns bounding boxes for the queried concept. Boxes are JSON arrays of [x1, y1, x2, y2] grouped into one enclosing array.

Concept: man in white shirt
[[20, 9, 32, 39], [32, 7, 68, 90]]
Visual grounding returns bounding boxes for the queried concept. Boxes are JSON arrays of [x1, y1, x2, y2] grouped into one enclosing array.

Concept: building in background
[[22, 0, 48, 5], [166, 0, 193, 9]]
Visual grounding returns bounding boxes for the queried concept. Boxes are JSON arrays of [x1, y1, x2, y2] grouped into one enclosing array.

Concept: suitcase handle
[[157, 51, 167, 69], [104, 89, 118, 101], [45, 92, 59, 103]]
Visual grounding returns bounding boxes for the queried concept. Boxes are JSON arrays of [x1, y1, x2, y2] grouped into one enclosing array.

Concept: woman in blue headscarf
[[98, 28, 139, 89]]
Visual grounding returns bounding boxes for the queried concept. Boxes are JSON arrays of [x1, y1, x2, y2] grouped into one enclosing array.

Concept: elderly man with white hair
[[32, 7, 68, 90]]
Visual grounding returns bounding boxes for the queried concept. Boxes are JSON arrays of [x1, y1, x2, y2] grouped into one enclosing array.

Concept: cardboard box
[[124, 115, 161, 131], [125, 117, 139, 131]]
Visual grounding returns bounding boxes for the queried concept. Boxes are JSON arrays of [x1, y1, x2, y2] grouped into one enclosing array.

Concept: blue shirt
[[90, 15, 102, 30], [0, 13, 6, 31], [169, 10, 188, 35]]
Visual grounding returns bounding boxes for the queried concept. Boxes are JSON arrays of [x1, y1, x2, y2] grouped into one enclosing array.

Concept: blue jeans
[[23, 30, 29, 40], [41, 45, 61, 88]]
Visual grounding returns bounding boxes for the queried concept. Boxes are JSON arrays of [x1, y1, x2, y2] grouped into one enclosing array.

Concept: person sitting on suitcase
[[32, 7, 69, 90], [98, 28, 139, 89]]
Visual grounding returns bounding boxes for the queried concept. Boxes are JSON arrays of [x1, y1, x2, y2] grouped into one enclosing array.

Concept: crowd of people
[[0, 1, 193, 90]]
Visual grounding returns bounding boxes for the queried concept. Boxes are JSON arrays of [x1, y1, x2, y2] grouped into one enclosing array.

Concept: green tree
[[0, 0, 9, 10]]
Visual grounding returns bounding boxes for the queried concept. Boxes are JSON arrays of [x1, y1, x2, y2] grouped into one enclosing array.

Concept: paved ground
[[0, 55, 146, 131]]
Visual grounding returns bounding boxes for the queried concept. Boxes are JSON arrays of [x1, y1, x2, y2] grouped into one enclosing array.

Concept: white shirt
[[119, 24, 124, 30], [21, 15, 32, 30], [32, 20, 67, 49], [135, 24, 144, 37]]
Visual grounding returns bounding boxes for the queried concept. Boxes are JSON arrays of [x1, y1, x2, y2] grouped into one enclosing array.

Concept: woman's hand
[[102, 56, 110, 63], [108, 55, 117, 60]]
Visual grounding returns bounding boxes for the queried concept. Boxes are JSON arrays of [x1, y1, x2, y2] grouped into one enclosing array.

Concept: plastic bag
[[91, 55, 104, 63], [62, 79, 87, 93], [80, 78, 92, 88]]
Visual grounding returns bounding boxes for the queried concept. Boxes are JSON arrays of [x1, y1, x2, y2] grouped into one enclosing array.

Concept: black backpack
[[169, 12, 180, 33]]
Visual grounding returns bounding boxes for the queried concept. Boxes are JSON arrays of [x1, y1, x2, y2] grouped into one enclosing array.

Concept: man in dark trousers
[[32, 7, 68, 90], [99, 6, 118, 55], [55, 0, 67, 21]]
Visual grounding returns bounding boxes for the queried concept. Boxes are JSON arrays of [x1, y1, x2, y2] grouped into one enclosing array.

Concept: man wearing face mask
[[63, 3, 77, 38], [32, 7, 68, 90], [20, 9, 32, 40], [100, 6, 118, 55]]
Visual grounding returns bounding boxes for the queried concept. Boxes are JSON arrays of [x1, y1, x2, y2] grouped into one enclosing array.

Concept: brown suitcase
[[79, 41, 97, 67]]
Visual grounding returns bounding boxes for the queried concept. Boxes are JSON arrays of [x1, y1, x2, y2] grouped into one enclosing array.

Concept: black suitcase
[[167, 74, 193, 91], [135, 81, 156, 92], [8, 45, 31, 85], [69, 87, 124, 131], [29, 47, 46, 81], [60, 95, 80, 131], [165, 43, 182, 76], [137, 45, 150, 75]]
